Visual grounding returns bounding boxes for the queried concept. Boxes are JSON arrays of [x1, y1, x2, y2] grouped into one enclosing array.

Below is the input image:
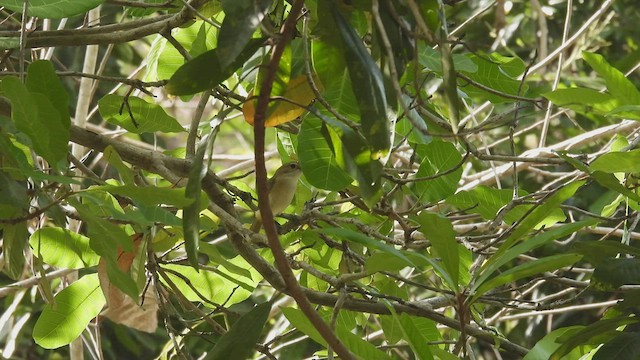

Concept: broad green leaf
[[591, 149, 640, 173], [298, 116, 352, 191], [383, 302, 437, 360], [336, 327, 393, 360], [163, 264, 255, 304], [0, 170, 29, 210], [205, 302, 272, 360], [574, 240, 640, 266], [321, 227, 414, 267], [418, 46, 477, 73], [471, 253, 582, 303], [312, 40, 359, 121], [397, 313, 435, 360], [544, 87, 621, 115], [489, 180, 583, 260], [447, 186, 565, 227], [281, 307, 326, 346], [2, 220, 28, 279], [89, 185, 194, 207], [98, 94, 184, 133], [217, 0, 271, 69], [166, 37, 265, 95], [523, 326, 584, 360], [103, 146, 135, 185], [474, 220, 597, 292], [593, 332, 640, 360], [583, 52, 640, 105], [415, 212, 459, 287], [0, 0, 104, 19], [550, 317, 639, 360], [591, 171, 640, 202], [0, 77, 67, 164], [330, 7, 390, 157], [592, 258, 640, 289], [71, 199, 139, 300], [33, 274, 106, 349], [317, 112, 383, 203], [365, 252, 411, 273], [282, 307, 391, 360], [460, 54, 528, 103], [30, 227, 99, 269], [413, 140, 462, 203], [26, 60, 70, 133]]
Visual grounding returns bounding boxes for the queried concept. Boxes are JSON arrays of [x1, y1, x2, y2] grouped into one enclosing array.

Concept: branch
[[0, 0, 208, 49], [250, 1, 354, 359]]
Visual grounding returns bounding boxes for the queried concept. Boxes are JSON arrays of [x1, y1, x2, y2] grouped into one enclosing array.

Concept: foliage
[[1, 0, 640, 359]]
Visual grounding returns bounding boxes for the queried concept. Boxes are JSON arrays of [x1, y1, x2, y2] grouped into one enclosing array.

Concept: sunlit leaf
[[0, 0, 104, 19], [98, 94, 184, 133], [33, 274, 106, 349], [166, 37, 265, 95]]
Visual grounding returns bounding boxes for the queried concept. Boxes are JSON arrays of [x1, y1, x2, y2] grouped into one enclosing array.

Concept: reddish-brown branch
[[251, 1, 354, 359]]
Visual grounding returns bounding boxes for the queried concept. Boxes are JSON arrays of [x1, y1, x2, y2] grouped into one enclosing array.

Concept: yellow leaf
[[244, 74, 323, 127]]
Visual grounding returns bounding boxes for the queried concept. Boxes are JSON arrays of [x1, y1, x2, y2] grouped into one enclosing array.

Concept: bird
[[250, 161, 303, 232]]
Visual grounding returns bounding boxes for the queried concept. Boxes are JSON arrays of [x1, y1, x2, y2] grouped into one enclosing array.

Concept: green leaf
[[283, 307, 391, 360], [461, 54, 528, 103], [593, 332, 640, 360], [415, 212, 458, 288], [550, 317, 639, 360], [0, 170, 29, 211], [320, 227, 415, 267], [583, 52, 640, 105], [30, 227, 99, 269], [591, 149, 640, 173], [592, 258, 640, 289], [89, 185, 194, 207], [413, 140, 463, 203], [166, 37, 265, 95], [98, 94, 184, 133], [33, 274, 106, 349], [490, 181, 583, 260], [281, 307, 326, 346], [0, 0, 104, 19], [0, 77, 67, 164], [397, 313, 435, 360], [217, 0, 272, 69], [544, 88, 621, 115], [474, 220, 597, 292], [574, 240, 640, 265], [330, 6, 390, 157], [163, 264, 255, 305], [205, 302, 272, 360], [523, 326, 584, 360], [336, 327, 393, 360], [2, 221, 28, 279], [591, 171, 640, 202], [418, 46, 477, 73], [26, 60, 70, 132], [471, 253, 582, 303], [298, 116, 353, 191], [317, 112, 383, 203]]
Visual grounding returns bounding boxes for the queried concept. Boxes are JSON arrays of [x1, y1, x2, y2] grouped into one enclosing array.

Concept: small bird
[[250, 161, 303, 232]]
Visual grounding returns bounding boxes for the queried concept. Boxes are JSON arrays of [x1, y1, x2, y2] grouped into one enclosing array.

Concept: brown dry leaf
[[243, 74, 323, 127], [98, 234, 158, 333]]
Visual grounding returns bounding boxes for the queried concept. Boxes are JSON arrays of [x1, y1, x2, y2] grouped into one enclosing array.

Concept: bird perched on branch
[[250, 161, 302, 232]]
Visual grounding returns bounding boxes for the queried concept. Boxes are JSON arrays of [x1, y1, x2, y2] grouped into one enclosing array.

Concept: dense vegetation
[[1, 0, 640, 359]]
